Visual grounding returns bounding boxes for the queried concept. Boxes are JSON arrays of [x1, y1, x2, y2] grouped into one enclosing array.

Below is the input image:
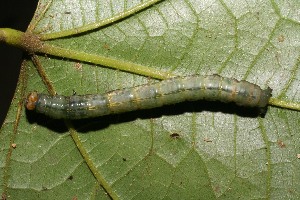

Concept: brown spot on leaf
[[277, 140, 286, 148], [103, 43, 110, 50], [74, 62, 82, 71], [2, 192, 7, 200], [203, 138, 212, 142], [213, 185, 220, 193], [278, 35, 285, 42]]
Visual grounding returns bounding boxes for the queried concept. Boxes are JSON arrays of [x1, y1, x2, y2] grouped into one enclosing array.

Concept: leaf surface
[[1, 0, 300, 199]]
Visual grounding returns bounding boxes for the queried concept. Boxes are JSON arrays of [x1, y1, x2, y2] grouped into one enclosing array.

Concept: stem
[[66, 121, 119, 200], [39, 0, 164, 40], [269, 97, 300, 111], [0, 28, 23, 47], [42, 44, 174, 80], [0, 28, 174, 80]]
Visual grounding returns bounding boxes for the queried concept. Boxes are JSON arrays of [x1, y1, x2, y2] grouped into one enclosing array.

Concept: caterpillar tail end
[[26, 91, 38, 110], [260, 87, 273, 107], [258, 86, 273, 115]]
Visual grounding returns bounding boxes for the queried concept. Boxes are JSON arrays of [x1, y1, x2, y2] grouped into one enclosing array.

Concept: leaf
[[1, 0, 300, 199]]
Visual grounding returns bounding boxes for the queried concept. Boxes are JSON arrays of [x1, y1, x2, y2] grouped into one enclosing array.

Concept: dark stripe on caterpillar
[[26, 74, 272, 119]]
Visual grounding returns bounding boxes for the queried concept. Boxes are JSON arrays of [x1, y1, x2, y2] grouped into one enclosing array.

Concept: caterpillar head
[[26, 91, 38, 110]]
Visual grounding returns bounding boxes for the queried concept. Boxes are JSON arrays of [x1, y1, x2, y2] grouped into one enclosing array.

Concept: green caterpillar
[[26, 74, 272, 119]]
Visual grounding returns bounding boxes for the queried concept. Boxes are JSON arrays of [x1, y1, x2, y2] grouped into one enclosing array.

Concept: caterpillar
[[26, 74, 272, 119]]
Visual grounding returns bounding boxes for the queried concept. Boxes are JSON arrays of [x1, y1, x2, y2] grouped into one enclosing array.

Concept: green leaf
[[1, 0, 300, 199]]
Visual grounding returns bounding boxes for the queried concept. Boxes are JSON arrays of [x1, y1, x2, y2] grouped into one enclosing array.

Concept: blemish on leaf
[[68, 175, 73, 180], [277, 140, 286, 148], [213, 185, 220, 193], [11, 143, 17, 148], [72, 196, 78, 200], [1, 192, 7, 200], [203, 138, 212, 142], [103, 43, 110, 50], [170, 133, 180, 139], [255, 12, 260, 20], [74, 62, 82, 71], [278, 35, 285, 42]]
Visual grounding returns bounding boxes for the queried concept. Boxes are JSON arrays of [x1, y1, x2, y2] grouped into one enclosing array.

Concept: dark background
[[0, 1, 38, 125]]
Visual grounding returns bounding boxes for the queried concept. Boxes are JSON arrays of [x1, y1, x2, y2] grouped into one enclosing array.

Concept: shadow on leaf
[[25, 100, 267, 133]]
